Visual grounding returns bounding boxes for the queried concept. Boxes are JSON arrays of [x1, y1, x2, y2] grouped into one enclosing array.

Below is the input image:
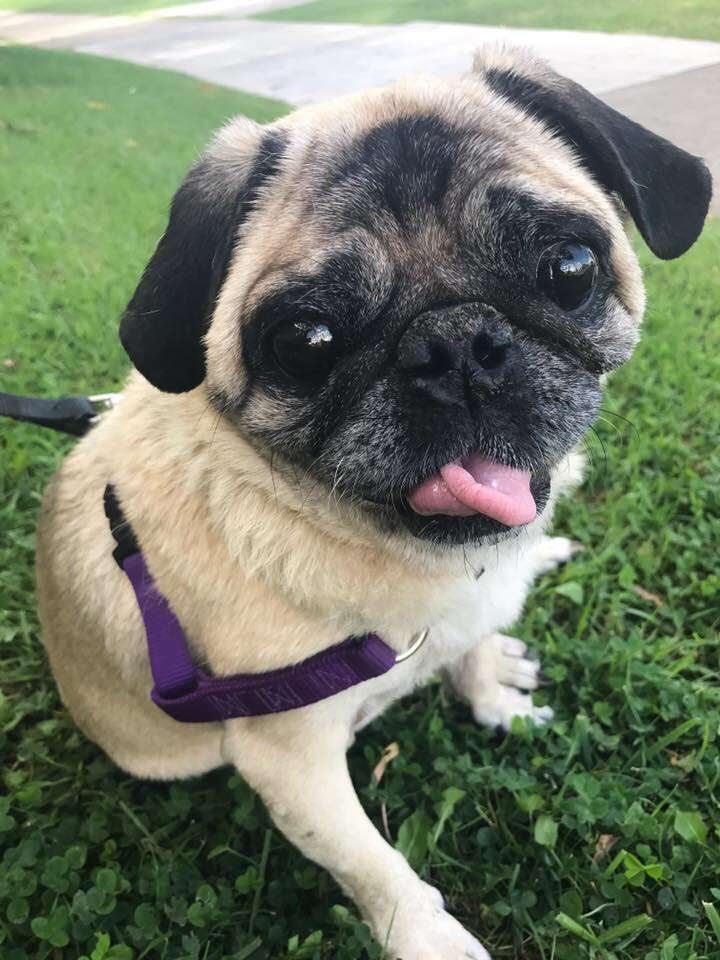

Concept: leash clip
[[88, 393, 122, 422], [395, 627, 429, 663]]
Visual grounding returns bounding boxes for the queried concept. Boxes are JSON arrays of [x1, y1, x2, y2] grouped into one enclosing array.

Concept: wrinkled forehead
[[297, 80, 616, 223], [257, 127, 597, 296], [318, 114, 496, 231], [316, 115, 614, 253], [229, 80, 643, 317]]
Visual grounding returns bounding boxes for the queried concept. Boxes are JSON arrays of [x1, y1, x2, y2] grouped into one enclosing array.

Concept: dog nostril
[[400, 339, 456, 378], [472, 332, 510, 371]]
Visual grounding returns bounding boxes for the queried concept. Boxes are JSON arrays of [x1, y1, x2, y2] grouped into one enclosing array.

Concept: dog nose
[[397, 311, 512, 405]]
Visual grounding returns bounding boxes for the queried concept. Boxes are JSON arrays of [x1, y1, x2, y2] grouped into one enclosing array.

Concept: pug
[[36, 46, 711, 959]]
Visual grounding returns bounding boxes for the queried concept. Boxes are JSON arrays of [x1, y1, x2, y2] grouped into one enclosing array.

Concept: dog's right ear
[[120, 124, 286, 393]]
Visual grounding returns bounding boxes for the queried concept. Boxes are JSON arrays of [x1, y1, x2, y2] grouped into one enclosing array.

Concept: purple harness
[[104, 485, 400, 723]]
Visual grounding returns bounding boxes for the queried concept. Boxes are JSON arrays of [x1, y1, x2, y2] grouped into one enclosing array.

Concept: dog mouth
[[407, 452, 537, 527]]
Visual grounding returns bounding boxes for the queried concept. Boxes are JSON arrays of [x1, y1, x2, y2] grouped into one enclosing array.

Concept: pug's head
[[120, 47, 711, 546]]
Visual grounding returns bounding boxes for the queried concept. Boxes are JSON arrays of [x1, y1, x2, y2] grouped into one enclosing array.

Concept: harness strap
[[104, 485, 399, 722], [2, 392, 408, 721]]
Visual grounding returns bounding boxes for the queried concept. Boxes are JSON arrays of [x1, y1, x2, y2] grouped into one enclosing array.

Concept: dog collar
[[103, 485, 424, 723]]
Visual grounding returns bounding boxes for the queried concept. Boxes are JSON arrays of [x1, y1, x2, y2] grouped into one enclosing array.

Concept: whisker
[[595, 413, 623, 439], [599, 406, 641, 440], [588, 424, 608, 483]]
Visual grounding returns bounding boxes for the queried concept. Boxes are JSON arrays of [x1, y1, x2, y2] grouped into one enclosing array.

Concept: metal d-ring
[[395, 627, 430, 664]]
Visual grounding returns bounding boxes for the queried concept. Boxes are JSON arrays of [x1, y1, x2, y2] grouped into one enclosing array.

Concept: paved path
[[3, 11, 719, 100], [1, 6, 718, 209]]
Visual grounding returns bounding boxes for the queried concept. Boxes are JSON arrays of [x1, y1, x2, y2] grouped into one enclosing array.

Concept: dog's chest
[[373, 546, 532, 654], [350, 551, 533, 724]]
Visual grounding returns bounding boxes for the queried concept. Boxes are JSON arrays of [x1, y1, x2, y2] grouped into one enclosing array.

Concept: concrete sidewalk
[[3, 10, 719, 99], [1, 6, 718, 208]]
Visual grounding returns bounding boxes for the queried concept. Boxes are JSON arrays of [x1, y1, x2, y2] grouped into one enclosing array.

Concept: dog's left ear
[[480, 54, 712, 260], [120, 124, 286, 393]]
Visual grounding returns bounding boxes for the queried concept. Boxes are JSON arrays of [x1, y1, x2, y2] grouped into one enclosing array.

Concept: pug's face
[[232, 136, 635, 546], [120, 49, 711, 546]]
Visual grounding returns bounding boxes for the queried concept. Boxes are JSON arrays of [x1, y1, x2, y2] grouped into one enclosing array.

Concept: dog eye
[[537, 243, 598, 312], [271, 321, 335, 380]]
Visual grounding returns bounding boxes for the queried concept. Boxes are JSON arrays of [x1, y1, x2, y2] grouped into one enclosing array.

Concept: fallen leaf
[[372, 742, 399, 786], [3, 358, 16, 368], [632, 585, 664, 606], [86, 100, 108, 110], [593, 834, 618, 863]]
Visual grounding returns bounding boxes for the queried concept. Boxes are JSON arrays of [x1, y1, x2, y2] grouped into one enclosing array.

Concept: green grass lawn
[[259, 0, 720, 44], [0, 0, 200, 15], [2, 43, 720, 960], [4, 0, 720, 43]]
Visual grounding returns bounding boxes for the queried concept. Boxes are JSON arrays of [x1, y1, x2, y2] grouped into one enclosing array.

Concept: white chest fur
[[344, 532, 545, 729]]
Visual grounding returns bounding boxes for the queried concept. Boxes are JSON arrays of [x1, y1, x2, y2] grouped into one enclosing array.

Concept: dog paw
[[446, 634, 554, 733], [472, 685, 554, 731], [380, 902, 491, 959], [470, 634, 553, 731], [533, 535, 583, 575], [493, 634, 545, 691], [367, 877, 490, 960]]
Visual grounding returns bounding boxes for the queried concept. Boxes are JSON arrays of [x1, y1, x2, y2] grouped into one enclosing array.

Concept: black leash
[[0, 391, 120, 438]]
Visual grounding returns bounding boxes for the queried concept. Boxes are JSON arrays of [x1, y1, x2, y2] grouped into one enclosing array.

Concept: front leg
[[446, 534, 578, 729], [221, 705, 490, 960]]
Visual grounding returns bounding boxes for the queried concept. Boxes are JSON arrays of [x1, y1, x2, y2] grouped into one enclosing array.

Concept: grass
[[1, 43, 719, 960], [258, 0, 720, 44], [0, 0, 201, 15], [4, 0, 720, 42]]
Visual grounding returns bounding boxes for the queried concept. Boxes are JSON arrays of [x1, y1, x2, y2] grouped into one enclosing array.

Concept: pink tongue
[[408, 453, 536, 527]]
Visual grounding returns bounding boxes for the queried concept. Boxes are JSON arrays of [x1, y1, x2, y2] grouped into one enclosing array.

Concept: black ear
[[485, 66, 712, 260], [120, 129, 286, 393]]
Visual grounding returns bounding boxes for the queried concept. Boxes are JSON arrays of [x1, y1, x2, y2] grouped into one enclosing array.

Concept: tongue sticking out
[[408, 452, 536, 527]]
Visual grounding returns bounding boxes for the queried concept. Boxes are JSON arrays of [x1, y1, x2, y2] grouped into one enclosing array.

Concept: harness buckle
[[88, 392, 122, 422]]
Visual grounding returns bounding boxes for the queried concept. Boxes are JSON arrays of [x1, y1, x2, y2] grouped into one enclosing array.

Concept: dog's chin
[[368, 472, 552, 546]]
